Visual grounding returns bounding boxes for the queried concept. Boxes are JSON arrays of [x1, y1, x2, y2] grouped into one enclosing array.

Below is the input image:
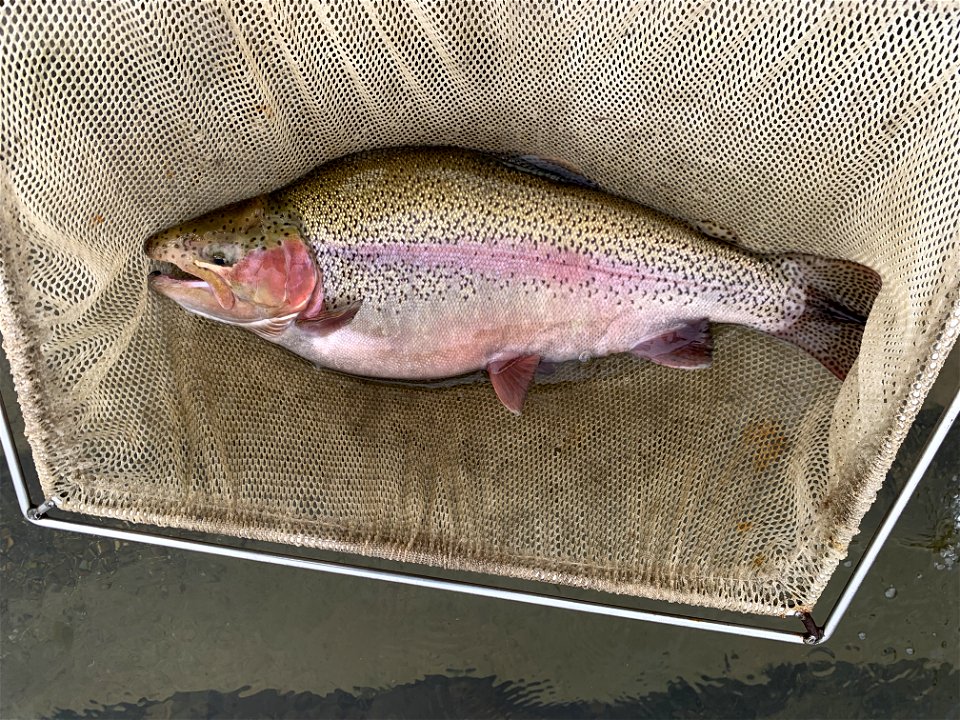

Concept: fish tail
[[772, 254, 882, 380]]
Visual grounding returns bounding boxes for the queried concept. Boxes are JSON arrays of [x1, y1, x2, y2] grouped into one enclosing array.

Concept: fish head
[[145, 197, 318, 331]]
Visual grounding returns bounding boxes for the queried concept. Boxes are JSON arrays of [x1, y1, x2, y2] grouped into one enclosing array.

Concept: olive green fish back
[[1, 1, 958, 615]]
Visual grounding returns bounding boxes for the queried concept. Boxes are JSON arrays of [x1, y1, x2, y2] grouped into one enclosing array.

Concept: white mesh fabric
[[1, 1, 958, 615]]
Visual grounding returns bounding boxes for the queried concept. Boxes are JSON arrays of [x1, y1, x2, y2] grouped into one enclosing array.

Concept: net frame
[[3, 380, 957, 645]]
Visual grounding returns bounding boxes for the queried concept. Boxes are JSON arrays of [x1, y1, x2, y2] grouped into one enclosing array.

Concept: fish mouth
[[148, 261, 214, 295], [146, 230, 241, 308], [149, 260, 200, 282], [147, 258, 241, 319]]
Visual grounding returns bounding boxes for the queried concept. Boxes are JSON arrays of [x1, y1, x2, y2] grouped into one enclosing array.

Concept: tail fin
[[772, 254, 882, 381]]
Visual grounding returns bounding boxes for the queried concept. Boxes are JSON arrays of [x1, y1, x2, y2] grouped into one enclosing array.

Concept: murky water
[[1, 357, 957, 719]]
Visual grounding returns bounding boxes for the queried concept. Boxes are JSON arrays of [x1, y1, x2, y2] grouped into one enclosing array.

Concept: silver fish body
[[146, 147, 881, 412]]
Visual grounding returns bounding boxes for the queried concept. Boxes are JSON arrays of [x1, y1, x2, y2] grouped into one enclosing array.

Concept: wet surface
[[1, 362, 957, 719], [42, 662, 960, 720]]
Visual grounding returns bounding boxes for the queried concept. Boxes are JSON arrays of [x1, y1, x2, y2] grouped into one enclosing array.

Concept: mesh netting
[[1, 1, 958, 616]]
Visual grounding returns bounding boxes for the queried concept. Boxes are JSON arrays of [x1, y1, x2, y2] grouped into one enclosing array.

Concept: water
[[1, 361, 957, 718]]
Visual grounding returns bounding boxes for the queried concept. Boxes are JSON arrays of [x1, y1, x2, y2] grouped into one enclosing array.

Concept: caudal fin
[[772, 254, 882, 381]]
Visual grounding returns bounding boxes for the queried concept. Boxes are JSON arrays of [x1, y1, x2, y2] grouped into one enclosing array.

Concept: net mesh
[[1, 1, 958, 615]]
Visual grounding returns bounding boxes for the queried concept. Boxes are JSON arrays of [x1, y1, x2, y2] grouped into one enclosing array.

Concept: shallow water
[[0, 355, 957, 719]]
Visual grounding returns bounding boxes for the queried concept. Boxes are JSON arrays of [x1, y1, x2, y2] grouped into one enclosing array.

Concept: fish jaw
[[147, 271, 247, 322]]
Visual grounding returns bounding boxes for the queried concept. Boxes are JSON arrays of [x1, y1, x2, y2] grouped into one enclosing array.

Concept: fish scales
[[279, 150, 791, 322], [146, 147, 882, 414]]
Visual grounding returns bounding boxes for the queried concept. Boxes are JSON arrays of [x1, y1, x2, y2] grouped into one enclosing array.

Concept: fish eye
[[203, 245, 236, 267]]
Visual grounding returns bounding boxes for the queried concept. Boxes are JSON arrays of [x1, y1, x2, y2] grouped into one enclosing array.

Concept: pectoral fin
[[488, 354, 541, 415], [296, 301, 362, 336], [631, 320, 713, 370]]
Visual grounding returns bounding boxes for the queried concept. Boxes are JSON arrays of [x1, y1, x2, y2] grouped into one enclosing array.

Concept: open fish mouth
[[145, 229, 247, 310], [149, 260, 203, 282], [148, 261, 216, 294], [146, 258, 238, 319]]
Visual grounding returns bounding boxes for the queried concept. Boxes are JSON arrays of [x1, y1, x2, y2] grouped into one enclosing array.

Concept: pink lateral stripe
[[337, 241, 689, 289]]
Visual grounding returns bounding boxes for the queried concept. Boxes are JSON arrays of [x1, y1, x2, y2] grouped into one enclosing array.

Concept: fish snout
[[144, 227, 175, 261], [144, 228, 200, 264]]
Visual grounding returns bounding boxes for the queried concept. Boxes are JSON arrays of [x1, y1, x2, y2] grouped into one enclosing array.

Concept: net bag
[[1, 1, 958, 616]]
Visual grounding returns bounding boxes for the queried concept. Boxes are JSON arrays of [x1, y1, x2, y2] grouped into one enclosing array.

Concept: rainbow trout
[[146, 147, 881, 413]]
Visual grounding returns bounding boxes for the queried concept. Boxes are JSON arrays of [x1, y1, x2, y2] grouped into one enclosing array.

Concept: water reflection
[[52, 661, 959, 719]]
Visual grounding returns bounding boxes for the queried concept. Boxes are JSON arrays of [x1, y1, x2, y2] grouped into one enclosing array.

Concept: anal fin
[[631, 319, 713, 370], [488, 354, 540, 415]]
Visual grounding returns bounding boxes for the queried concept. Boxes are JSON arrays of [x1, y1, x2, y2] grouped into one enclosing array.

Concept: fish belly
[[280, 246, 743, 381]]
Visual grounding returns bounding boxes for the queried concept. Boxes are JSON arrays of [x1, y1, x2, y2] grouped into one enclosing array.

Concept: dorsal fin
[[496, 154, 599, 189]]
